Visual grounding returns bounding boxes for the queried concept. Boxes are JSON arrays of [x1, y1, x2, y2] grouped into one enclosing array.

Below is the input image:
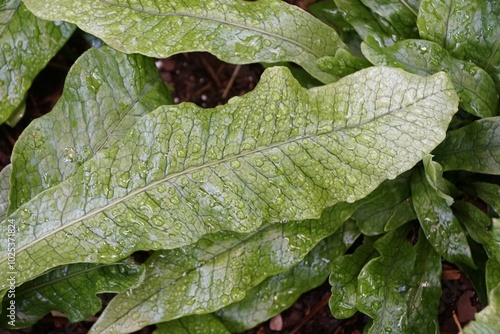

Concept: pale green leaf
[[90, 205, 352, 334], [8, 46, 172, 214], [22, 0, 349, 84], [329, 238, 377, 318], [411, 168, 475, 267], [0, 66, 458, 294], [454, 201, 500, 264], [405, 230, 441, 334], [462, 283, 500, 334], [422, 154, 458, 206], [486, 258, 500, 295], [352, 172, 416, 235], [360, 0, 419, 39], [361, 39, 498, 118], [417, 0, 500, 94], [356, 226, 415, 333], [217, 219, 360, 332], [333, 0, 400, 47], [0, 165, 11, 221], [0, 261, 144, 328], [154, 314, 230, 334], [433, 118, 500, 175], [0, 0, 75, 124], [469, 182, 500, 215]]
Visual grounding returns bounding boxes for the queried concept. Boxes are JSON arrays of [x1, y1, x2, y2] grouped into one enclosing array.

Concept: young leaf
[[329, 238, 377, 318], [462, 283, 500, 334], [433, 118, 500, 175], [356, 225, 416, 333], [361, 39, 498, 118], [217, 219, 360, 332], [352, 172, 416, 235], [22, 0, 349, 84], [0, 66, 458, 294], [0, 165, 11, 221], [422, 155, 458, 206], [405, 230, 442, 334], [8, 46, 172, 213], [0, 261, 144, 329], [90, 206, 351, 334], [154, 314, 230, 334], [418, 0, 500, 94], [0, 0, 75, 124], [333, 0, 399, 47], [411, 168, 475, 267]]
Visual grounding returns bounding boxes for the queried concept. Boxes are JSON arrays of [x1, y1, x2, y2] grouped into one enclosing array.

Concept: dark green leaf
[[411, 168, 475, 267], [418, 0, 500, 94], [352, 172, 416, 235], [361, 39, 498, 118], [0, 0, 75, 124], [218, 220, 360, 332], [0, 261, 144, 328], [469, 182, 500, 215], [433, 118, 500, 175], [360, 0, 419, 39]]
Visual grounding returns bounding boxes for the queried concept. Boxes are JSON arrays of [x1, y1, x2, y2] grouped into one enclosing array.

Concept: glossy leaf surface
[[0, 66, 458, 293], [411, 168, 474, 267], [0, 261, 144, 328], [154, 314, 230, 334], [218, 219, 360, 332], [418, 0, 500, 93], [90, 206, 352, 333], [360, 0, 419, 39], [433, 118, 500, 175], [0, 0, 74, 124], [362, 39, 498, 118], [8, 46, 172, 213], [22, 0, 349, 83]]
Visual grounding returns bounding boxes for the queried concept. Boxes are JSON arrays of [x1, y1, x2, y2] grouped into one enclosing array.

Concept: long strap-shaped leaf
[[0, 66, 458, 293], [22, 0, 347, 83]]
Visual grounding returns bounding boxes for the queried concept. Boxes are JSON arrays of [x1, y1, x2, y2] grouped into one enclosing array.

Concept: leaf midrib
[[99, 0, 320, 57], [3, 88, 444, 261]]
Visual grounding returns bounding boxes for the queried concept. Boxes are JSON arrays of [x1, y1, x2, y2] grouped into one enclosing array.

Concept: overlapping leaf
[[0, 165, 11, 221], [90, 205, 354, 333], [462, 283, 500, 334], [0, 261, 144, 328], [360, 0, 419, 39], [8, 46, 172, 213], [469, 182, 500, 215], [433, 117, 500, 175], [22, 0, 351, 83], [217, 219, 360, 332], [0, 0, 74, 124], [418, 0, 500, 94], [154, 314, 230, 334], [362, 39, 498, 117]]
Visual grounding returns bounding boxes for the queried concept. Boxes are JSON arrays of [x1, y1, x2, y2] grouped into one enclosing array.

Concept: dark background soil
[[0, 1, 481, 333]]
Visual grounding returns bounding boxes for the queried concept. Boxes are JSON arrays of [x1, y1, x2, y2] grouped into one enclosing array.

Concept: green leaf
[[0, 0, 75, 124], [462, 283, 500, 334], [217, 219, 360, 332], [454, 201, 500, 263], [0, 66, 458, 294], [469, 182, 500, 215], [0, 261, 144, 328], [359, 0, 419, 39], [361, 39, 498, 118], [411, 167, 475, 267], [329, 238, 377, 318], [308, 1, 354, 34], [433, 118, 500, 175], [154, 314, 230, 334], [0, 165, 11, 221], [356, 225, 415, 333], [486, 258, 500, 295], [405, 230, 441, 334], [90, 205, 353, 334], [417, 0, 500, 94], [352, 172, 416, 235], [8, 46, 172, 214], [22, 0, 349, 84], [333, 0, 400, 47], [422, 155, 458, 206]]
